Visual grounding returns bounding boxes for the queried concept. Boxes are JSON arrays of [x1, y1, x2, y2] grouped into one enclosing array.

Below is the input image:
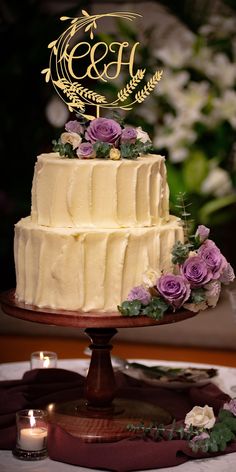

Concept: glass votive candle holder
[[30, 351, 57, 369], [13, 409, 48, 460]]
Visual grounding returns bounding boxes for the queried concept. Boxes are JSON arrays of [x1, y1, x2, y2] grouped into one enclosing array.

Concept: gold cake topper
[[41, 10, 162, 120]]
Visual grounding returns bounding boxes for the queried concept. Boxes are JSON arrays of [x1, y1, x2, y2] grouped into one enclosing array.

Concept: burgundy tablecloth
[[0, 368, 235, 471]]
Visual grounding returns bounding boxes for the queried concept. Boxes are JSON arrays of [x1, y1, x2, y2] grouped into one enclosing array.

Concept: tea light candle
[[19, 427, 47, 451], [30, 351, 57, 369], [13, 409, 48, 460]]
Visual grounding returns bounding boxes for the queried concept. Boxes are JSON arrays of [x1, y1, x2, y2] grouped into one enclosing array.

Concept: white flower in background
[[154, 116, 196, 163], [185, 405, 216, 429], [211, 90, 236, 129], [201, 167, 233, 197], [199, 15, 236, 37], [154, 42, 192, 68], [136, 98, 158, 125], [174, 82, 209, 118], [204, 53, 236, 89], [190, 46, 213, 73], [45, 95, 69, 127], [157, 69, 189, 102]]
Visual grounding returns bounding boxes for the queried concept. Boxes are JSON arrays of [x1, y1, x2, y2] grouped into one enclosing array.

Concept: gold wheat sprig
[[117, 69, 146, 102], [53, 79, 107, 105], [135, 70, 163, 103]]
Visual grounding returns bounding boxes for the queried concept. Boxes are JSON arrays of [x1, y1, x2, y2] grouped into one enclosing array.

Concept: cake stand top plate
[[0, 290, 197, 329]]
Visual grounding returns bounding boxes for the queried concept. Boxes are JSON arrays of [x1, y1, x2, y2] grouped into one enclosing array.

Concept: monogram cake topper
[[41, 10, 162, 120]]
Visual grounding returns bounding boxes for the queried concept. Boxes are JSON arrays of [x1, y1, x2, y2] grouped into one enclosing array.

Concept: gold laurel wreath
[[53, 78, 107, 112], [117, 69, 145, 102], [135, 70, 163, 103]]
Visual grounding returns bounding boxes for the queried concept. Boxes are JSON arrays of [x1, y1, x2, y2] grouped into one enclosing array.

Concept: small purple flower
[[219, 263, 235, 285], [198, 240, 227, 280], [195, 225, 210, 243], [127, 286, 151, 305], [157, 274, 191, 309], [65, 120, 83, 135], [223, 399, 236, 416], [85, 118, 122, 144], [182, 256, 212, 288], [76, 142, 95, 159], [191, 432, 210, 443], [120, 127, 137, 144]]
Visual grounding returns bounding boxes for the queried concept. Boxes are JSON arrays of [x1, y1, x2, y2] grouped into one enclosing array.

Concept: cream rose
[[185, 405, 216, 429], [142, 268, 161, 288], [136, 126, 151, 143], [61, 132, 82, 150], [109, 147, 121, 160]]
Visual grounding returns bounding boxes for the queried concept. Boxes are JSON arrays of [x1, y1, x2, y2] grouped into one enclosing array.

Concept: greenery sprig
[[118, 296, 169, 320], [127, 408, 236, 454]]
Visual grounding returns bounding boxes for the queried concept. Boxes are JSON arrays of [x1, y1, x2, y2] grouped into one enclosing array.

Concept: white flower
[[212, 90, 236, 129], [136, 126, 151, 143], [185, 405, 216, 429], [205, 53, 236, 89], [154, 43, 192, 68], [60, 132, 82, 150], [183, 301, 208, 313], [142, 268, 161, 288], [201, 167, 233, 197], [204, 280, 221, 307], [45, 96, 69, 128]]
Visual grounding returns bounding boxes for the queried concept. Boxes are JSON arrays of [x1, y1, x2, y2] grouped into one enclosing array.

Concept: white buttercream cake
[[14, 152, 183, 312]]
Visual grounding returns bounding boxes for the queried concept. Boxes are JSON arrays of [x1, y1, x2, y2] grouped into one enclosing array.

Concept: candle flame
[[39, 351, 44, 360], [28, 409, 36, 428], [43, 356, 50, 368]]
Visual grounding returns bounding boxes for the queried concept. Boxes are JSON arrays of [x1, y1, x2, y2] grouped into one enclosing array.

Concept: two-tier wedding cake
[[14, 125, 183, 312]]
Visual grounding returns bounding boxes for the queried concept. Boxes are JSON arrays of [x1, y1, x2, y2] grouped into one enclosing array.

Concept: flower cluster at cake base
[[52, 117, 152, 160], [118, 225, 235, 318], [128, 399, 236, 454]]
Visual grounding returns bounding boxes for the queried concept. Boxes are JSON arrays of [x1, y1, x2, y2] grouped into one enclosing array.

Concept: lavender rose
[[182, 256, 212, 288], [223, 399, 236, 416], [76, 142, 96, 159], [219, 262, 235, 285], [195, 225, 210, 243], [157, 274, 191, 309], [121, 127, 137, 144], [85, 118, 122, 144], [198, 240, 227, 279], [127, 286, 151, 305], [65, 120, 83, 135]]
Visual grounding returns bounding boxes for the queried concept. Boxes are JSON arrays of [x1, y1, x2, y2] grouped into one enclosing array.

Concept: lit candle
[[30, 351, 57, 369], [19, 427, 47, 451], [18, 410, 47, 451]]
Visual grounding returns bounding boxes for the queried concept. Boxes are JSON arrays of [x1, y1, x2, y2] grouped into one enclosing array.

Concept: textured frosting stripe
[[15, 216, 183, 312], [31, 153, 169, 228]]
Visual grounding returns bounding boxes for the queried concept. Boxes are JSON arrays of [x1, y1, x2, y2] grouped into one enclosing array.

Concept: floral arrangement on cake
[[118, 224, 235, 318], [52, 117, 152, 160], [129, 399, 236, 454]]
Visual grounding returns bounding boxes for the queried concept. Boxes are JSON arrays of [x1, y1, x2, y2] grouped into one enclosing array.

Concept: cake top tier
[[31, 152, 170, 229]]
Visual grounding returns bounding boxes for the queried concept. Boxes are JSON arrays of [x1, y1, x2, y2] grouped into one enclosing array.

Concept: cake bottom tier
[[14, 216, 183, 312]]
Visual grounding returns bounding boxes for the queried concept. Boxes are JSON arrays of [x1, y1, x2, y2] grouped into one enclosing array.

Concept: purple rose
[[182, 256, 212, 288], [198, 240, 227, 280], [85, 118, 122, 144], [157, 274, 191, 309], [76, 142, 95, 159], [127, 286, 151, 305], [219, 263, 235, 285], [120, 127, 137, 144], [195, 225, 210, 243], [223, 399, 236, 416], [65, 120, 83, 135]]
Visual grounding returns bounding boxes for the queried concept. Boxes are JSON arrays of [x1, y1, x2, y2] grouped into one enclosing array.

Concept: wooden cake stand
[[0, 289, 197, 443]]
